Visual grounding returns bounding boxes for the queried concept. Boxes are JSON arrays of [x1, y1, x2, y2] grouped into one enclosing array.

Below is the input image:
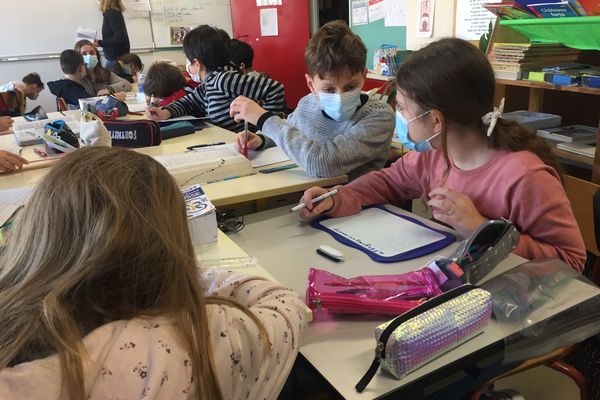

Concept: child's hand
[[146, 107, 171, 121], [229, 96, 267, 126], [428, 187, 487, 237], [298, 186, 335, 220], [114, 91, 127, 101], [0, 116, 13, 132], [234, 131, 262, 153], [0, 150, 28, 172]]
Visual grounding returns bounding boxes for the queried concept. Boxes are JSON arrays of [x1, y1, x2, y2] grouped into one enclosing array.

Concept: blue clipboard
[[311, 205, 456, 263]]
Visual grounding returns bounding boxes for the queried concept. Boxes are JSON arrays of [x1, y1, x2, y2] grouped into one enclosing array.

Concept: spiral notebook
[[311, 206, 456, 263]]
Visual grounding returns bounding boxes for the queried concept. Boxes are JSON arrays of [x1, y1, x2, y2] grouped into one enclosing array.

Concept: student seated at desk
[[0, 147, 305, 400], [48, 50, 94, 109], [299, 38, 586, 271], [147, 25, 286, 132], [143, 61, 194, 107], [230, 39, 264, 78], [0, 73, 44, 117], [229, 21, 395, 180], [74, 39, 132, 101], [110, 53, 143, 83]]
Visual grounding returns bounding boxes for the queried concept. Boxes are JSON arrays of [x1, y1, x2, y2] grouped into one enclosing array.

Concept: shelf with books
[[496, 78, 600, 95], [499, 16, 600, 50]]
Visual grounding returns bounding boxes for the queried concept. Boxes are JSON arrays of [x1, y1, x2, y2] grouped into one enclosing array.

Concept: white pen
[[290, 189, 339, 213]]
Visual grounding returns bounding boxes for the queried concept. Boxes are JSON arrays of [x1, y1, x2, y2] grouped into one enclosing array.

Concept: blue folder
[[311, 205, 456, 263]]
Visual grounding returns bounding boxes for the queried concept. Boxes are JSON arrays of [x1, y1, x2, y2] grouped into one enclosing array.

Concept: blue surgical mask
[[395, 110, 440, 152], [83, 54, 98, 69], [186, 61, 201, 83], [318, 88, 362, 121], [122, 65, 132, 75]]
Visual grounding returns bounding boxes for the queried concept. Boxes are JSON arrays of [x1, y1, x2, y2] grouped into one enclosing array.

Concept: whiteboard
[[0, 0, 154, 59], [150, 0, 232, 48]]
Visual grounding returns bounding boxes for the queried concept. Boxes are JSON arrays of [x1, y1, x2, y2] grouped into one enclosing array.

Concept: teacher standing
[[96, 0, 130, 71]]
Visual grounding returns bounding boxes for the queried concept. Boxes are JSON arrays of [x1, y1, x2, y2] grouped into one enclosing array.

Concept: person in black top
[[48, 50, 93, 109], [96, 0, 130, 71]]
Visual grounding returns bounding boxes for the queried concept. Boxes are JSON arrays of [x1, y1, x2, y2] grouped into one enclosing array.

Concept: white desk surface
[[230, 205, 600, 399], [0, 114, 347, 207]]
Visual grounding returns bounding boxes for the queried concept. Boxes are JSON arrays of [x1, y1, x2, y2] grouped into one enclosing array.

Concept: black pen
[[187, 142, 226, 150]]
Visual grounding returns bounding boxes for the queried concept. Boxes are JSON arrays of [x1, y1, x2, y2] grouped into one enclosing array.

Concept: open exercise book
[[312, 206, 456, 263], [153, 144, 254, 186]]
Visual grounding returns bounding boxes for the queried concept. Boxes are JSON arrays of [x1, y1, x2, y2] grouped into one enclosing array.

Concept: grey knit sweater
[[258, 93, 395, 180]]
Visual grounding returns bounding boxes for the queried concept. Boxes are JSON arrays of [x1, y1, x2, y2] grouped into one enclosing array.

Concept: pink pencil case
[[306, 267, 444, 318]]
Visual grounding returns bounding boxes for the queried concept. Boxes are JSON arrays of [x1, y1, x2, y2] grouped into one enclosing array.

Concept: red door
[[230, 0, 311, 108]]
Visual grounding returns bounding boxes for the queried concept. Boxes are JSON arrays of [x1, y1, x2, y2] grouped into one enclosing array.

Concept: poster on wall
[[417, 0, 435, 37], [260, 8, 279, 36], [385, 0, 407, 27], [455, 0, 501, 40], [368, 0, 386, 23], [351, 0, 368, 26], [170, 26, 191, 45]]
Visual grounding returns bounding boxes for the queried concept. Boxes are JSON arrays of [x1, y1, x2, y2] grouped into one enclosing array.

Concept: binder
[[311, 206, 456, 263]]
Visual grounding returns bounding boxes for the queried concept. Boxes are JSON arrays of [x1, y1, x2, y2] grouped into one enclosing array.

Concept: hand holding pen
[[297, 187, 338, 219]]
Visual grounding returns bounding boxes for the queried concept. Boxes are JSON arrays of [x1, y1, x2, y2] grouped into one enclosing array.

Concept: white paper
[[368, 0, 386, 23], [123, 0, 150, 18], [385, 0, 407, 27], [256, 0, 282, 5], [126, 102, 147, 113], [75, 26, 97, 43], [260, 8, 279, 37], [417, 0, 435, 38], [248, 146, 291, 168], [319, 207, 447, 257], [351, 0, 368, 26], [155, 145, 242, 171], [454, 0, 500, 41], [0, 188, 32, 226]]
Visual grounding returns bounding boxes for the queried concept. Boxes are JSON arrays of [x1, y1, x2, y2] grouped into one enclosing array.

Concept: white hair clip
[[481, 97, 505, 137]]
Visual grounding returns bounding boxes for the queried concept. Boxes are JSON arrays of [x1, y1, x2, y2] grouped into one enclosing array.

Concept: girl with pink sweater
[[300, 38, 586, 271]]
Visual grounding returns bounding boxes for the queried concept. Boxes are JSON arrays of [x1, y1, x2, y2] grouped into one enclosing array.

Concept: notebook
[[311, 206, 456, 263], [153, 144, 254, 186]]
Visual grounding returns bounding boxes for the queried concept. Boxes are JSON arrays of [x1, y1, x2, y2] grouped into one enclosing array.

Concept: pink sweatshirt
[[328, 149, 586, 271], [0, 269, 306, 400]]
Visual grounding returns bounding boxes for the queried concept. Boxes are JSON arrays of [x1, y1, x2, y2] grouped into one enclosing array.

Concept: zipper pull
[[356, 340, 384, 393], [312, 298, 322, 314]]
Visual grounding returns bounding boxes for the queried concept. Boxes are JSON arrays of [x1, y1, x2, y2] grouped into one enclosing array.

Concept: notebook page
[[154, 145, 244, 171], [320, 207, 446, 257], [248, 146, 291, 168]]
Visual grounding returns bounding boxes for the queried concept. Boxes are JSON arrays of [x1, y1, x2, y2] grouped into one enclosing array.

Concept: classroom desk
[[0, 115, 347, 207], [230, 205, 600, 399]]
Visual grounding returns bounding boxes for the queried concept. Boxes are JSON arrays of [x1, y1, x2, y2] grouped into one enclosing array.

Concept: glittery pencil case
[[355, 285, 492, 392]]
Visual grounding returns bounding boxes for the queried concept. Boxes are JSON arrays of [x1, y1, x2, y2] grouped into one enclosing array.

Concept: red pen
[[34, 148, 47, 158]]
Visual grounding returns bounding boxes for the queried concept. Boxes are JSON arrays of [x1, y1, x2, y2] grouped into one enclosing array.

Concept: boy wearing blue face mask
[[147, 25, 285, 132], [297, 38, 586, 272], [229, 20, 395, 179]]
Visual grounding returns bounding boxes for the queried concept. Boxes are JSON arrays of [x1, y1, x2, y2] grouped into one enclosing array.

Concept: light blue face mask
[[318, 88, 362, 121], [395, 110, 440, 152], [83, 54, 98, 69], [122, 65, 132, 75]]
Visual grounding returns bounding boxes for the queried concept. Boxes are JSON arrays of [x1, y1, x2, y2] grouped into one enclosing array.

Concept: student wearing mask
[[48, 50, 94, 109], [111, 53, 143, 83], [229, 21, 395, 180], [298, 38, 586, 271], [74, 39, 132, 100]]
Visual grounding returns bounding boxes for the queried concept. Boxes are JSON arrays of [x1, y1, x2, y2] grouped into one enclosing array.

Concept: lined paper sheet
[[319, 207, 446, 257], [248, 146, 291, 168]]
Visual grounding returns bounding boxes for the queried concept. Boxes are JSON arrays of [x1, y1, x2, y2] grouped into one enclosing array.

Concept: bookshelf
[[488, 18, 600, 183]]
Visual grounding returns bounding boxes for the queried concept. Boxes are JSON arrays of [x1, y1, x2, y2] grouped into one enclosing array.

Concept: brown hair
[[0, 147, 223, 399], [144, 61, 186, 97], [395, 38, 561, 175], [100, 0, 125, 12], [305, 20, 366, 78], [74, 40, 111, 84], [118, 53, 143, 73]]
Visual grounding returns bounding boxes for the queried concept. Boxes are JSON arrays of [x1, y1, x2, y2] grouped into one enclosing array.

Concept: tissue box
[[182, 184, 217, 245]]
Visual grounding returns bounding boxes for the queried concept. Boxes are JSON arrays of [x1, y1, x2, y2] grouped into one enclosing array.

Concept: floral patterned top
[[0, 269, 307, 399]]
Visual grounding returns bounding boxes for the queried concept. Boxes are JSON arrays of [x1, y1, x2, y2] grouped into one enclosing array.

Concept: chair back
[[564, 175, 600, 257]]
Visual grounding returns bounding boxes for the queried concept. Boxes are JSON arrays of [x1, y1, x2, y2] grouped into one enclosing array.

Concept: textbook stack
[[153, 144, 254, 186], [487, 42, 580, 80]]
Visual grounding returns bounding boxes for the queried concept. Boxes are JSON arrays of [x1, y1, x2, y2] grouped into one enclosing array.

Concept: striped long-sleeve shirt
[[165, 67, 285, 132]]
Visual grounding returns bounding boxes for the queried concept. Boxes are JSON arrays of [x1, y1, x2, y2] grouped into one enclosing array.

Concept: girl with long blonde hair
[[0, 146, 305, 399]]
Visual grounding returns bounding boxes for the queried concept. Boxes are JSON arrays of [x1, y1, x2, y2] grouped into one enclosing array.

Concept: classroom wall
[[405, 1, 455, 50], [0, 50, 187, 112]]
